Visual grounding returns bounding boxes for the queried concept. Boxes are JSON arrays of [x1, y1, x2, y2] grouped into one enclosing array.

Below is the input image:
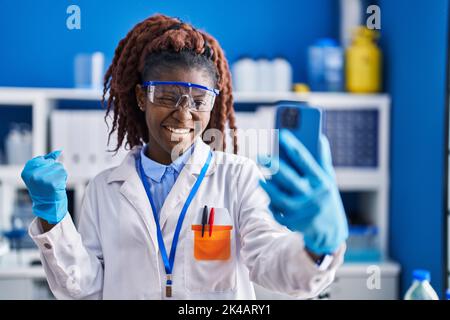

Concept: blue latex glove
[[21, 150, 68, 224], [258, 129, 348, 255]]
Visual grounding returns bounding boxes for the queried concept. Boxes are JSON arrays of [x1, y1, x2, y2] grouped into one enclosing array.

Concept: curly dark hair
[[102, 14, 238, 154]]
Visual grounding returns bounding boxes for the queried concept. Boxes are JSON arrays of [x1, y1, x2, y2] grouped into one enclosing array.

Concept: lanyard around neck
[[137, 150, 212, 287]]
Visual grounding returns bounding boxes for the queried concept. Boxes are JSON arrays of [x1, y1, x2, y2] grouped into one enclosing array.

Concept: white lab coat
[[29, 137, 344, 300]]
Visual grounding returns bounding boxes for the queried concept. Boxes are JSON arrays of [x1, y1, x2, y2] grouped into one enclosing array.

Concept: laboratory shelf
[[335, 168, 386, 191], [0, 87, 103, 101], [0, 166, 86, 187], [0, 165, 96, 189], [233, 91, 389, 105], [338, 261, 400, 276], [233, 91, 309, 103], [262, 167, 385, 190]]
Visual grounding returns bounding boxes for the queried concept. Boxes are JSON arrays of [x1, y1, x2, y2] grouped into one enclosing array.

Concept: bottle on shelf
[[231, 57, 258, 92], [5, 124, 22, 165], [4, 123, 32, 165], [307, 38, 344, 92], [272, 57, 293, 92], [345, 26, 382, 93], [74, 51, 105, 90], [256, 57, 272, 92], [404, 269, 439, 300], [232, 56, 293, 93]]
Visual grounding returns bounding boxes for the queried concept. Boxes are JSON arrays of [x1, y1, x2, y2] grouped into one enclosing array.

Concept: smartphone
[[274, 101, 322, 166]]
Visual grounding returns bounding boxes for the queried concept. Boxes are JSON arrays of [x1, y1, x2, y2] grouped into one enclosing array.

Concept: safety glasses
[[141, 81, 220, 112]]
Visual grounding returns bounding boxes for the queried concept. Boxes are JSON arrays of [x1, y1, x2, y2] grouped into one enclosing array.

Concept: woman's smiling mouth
[[163, 126, 194, 135]]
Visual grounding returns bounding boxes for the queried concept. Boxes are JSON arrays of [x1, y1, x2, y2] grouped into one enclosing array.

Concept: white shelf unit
[[0, 88, 399, 299]]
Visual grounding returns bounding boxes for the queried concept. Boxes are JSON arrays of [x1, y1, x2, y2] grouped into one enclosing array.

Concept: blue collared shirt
[[138, 144, 194, 219]]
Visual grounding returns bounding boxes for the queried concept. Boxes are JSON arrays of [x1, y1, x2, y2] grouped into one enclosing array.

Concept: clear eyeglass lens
[[148, 85, 215, 111]]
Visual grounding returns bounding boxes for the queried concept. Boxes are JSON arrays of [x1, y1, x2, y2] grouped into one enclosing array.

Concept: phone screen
[[275, 103, 322, 171]]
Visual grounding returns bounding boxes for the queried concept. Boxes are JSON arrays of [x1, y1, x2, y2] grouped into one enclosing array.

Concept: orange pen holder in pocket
[[191, 225, 233, 261]]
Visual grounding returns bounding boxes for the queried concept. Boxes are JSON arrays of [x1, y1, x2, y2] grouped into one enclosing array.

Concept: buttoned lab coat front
[[29, 137, 345, 299]]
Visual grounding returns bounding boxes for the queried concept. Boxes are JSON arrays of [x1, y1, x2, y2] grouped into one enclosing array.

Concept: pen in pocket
[[201, 205, 208, 237], [208, 207, 215, 237]]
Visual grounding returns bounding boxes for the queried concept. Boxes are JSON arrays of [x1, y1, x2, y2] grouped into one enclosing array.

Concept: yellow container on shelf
[[345, 26, 382, 93], [293, 83, 310, 93]]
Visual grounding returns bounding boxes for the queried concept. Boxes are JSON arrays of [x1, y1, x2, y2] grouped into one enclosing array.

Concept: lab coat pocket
[[192, 225, 232, 261], [185, 207, 237, 293]]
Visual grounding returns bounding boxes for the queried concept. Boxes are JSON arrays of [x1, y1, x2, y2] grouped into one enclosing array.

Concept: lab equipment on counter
[[346, 26, 381, 93], [2, 190, 33, 264], [9, 190, 35, 249], [344, 225, 381, 262], [3, 229, 27, 258], [404, 270, 439, 300], [21, 150, 68, 224], [258, 130, 348, 255], [307, 38, 344, 92], [5, 123, 32, 165]]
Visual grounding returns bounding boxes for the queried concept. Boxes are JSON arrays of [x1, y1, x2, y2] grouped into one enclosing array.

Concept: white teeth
[[166, 127, 191, 134]]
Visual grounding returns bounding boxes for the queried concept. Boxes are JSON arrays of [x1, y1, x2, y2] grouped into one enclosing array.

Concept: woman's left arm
[[237, 158, 345, 299]]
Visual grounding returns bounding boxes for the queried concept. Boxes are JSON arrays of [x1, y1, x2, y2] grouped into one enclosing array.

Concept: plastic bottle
[[346, 26, 381, 93], [5, 123, 33, 165], [74, 52, 105, 89], [91, 52, 105, 90], [272, 57, 293, 92], [404, 269, 439, 300], [5, 124, 22, 165], [231, 57, 258, 92], [256, 58, 272, 92], [308, 38, 344, 92], [20, 123, 33, 162], [74, 53, 91, 88]]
